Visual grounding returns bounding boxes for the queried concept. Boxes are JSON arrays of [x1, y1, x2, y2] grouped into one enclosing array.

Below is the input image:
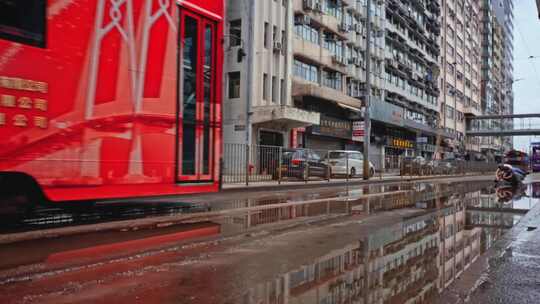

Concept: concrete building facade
[[478, 0, 514, 159], [223, 0, 513, 166], [439, 0, 483, 157]]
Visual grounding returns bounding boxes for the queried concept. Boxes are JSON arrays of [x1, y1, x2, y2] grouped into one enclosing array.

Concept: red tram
[[0, 0, 224, 202]]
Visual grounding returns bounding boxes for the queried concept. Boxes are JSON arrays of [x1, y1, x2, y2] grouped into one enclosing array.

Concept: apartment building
[[439, 0, 483, 158], [223, 0, 445, 167], [223, 0, 319, 148], [223, 0, 380, 150], [493, 0, 514, 152], [378, 0, 444, 163], [223, 0, 512, 165], [478, 0, 514, 159], [290, 0, 386, 152]]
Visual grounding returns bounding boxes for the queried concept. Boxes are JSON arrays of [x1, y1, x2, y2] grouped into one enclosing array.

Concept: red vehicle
[[0, 1, 224, 204], [503, 150, 529, 173]]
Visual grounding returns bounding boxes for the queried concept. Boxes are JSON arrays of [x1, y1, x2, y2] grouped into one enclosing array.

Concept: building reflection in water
[[227, 183, 505, 304]]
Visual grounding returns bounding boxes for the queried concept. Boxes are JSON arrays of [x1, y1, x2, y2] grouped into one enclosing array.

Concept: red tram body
[[0, 0, 224, 202]]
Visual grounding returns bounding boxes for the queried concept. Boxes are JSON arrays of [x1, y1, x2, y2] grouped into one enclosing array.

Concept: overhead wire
[[514, 16, 540, 86]]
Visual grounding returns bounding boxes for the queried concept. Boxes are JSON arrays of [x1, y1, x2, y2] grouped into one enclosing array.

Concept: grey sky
[[513, 1, 540, 151]]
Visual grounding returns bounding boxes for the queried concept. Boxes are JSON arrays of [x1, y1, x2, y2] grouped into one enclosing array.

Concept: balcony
[[463, 103, 481, 116], [292, 79, 363, 110], [294, 0, 346, 39], [293, 37, 348, 74], [251, 105, 320, 128]]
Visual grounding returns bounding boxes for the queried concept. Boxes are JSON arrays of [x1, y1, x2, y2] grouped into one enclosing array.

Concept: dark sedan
[[277, 149, 330, 180]]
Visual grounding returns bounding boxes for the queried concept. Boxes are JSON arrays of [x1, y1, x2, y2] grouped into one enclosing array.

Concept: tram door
[[177, 8, 216, 182]]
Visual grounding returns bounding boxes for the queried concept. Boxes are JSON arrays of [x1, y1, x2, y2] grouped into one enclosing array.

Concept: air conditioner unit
[[303, 0, 314, 10], [314, 2, 323, 13], [273, 42, 282, 52]]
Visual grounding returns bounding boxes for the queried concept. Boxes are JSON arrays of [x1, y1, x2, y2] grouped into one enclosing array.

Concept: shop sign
[[309, 115, 352, 139], [290, 128, 305, 148], [234, 125, 246, 131], [369, 101, 404, 127], [388, 138, 414, 149], [352, 121, 364, 142], [417, 137, 428, 144]]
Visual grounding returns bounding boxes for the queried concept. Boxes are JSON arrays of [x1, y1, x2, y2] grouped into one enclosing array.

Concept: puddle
[[0, 180, 539, 304]]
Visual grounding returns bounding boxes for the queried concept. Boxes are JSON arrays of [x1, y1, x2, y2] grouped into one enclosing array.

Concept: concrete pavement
[[436, 173, 540, 304]]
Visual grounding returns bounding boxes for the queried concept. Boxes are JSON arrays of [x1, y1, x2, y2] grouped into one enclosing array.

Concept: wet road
[[437, 173, 540, 304], [0, 175, 539, 303]]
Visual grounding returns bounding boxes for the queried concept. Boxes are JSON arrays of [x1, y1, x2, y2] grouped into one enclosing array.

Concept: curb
[[220, 174, 491, 193], [0, 174, 493, 246]]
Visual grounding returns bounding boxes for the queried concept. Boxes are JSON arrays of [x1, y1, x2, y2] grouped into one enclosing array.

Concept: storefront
[[306, 115, 353, 152]]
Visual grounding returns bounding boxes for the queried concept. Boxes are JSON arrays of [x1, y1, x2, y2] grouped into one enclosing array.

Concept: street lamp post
[[363, 0, 372, 180]]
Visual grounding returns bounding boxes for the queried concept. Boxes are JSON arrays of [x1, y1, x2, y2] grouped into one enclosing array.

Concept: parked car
[[400, 156, 430, 175], [276, 149, 329, 180], [428, 160, 455, 175], [324, 150, 375, 177]]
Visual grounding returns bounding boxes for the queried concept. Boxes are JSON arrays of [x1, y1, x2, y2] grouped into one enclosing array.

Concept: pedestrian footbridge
[[466, 114, 540, 136]]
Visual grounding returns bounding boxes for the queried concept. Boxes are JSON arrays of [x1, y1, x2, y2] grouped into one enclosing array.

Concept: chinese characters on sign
[[310, 115, 352, 139], [352, 121, 364, 142], [390, 138, 414, 149], [0, 76, 49, 130]]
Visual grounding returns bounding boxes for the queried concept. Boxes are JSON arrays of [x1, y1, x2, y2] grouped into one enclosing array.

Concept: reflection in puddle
[[1, 181, 539, 303], [217, 182, 538, 303]]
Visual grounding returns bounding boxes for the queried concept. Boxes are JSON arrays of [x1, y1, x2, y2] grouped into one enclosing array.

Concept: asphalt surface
[[0, 174, 538, 303]]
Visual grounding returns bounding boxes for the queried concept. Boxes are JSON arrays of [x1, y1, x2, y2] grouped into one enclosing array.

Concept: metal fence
[[222, 143, 498, 185]]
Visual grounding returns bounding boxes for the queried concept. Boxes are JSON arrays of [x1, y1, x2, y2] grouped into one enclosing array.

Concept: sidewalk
[[221, 172, 489, 192], [436, 174, 540, 304]]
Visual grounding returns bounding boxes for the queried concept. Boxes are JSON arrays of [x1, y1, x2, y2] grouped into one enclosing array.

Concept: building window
[[322, 70, 342, 90], [457, 54, 463, 64], [447, 25, 454, 39], [273, 25, 278, 46], [294, 22, 320, 45], [264, 22, 269, 48], [229, 19, 242, 46], [446, 105, 455, 119], [293, 59, 318, 83], [447, 45, 454, 57], [0, 0, 46, 48], [280, 79, 285, 105], [263, 73, 268, 101], [228, 72, 241, 99], [272, 76, 277, 103], [323, 0, 343, 21]]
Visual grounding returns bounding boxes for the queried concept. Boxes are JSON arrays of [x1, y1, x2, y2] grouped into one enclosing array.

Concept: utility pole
[[245, 0, 255, 147], [363, 0, 372, 180]]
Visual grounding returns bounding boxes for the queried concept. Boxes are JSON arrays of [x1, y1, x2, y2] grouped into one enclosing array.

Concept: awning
[[337, 102, 362, 113]]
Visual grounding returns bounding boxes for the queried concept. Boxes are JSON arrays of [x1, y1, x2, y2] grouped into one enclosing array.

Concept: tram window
[[0, 0, 46, 48]]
